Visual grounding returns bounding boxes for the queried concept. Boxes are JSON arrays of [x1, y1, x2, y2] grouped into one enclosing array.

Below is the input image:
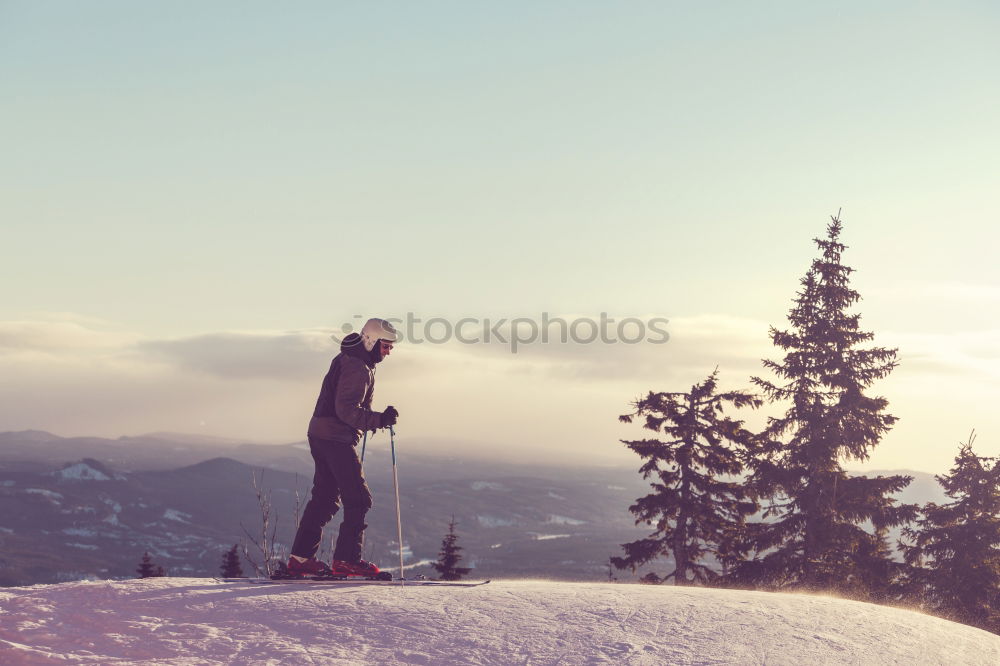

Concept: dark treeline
[[615, 213, 1000, 636]]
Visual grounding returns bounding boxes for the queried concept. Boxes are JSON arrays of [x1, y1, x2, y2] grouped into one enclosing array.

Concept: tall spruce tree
[[432, 517, 472, 581], [737, 213, 916, 596], [613, 370, 760, 585], [220, 544, 244, 578], [900, 433, 1000, 632]]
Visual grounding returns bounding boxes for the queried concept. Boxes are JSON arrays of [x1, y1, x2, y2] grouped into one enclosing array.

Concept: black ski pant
[[290, 435, 373, 563]]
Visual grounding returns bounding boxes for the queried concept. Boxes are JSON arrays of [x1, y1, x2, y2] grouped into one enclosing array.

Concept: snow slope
[[0, 578, 997, 665]]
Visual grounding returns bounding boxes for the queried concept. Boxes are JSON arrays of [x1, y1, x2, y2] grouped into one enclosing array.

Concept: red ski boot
[[330, 559, 385, 578]]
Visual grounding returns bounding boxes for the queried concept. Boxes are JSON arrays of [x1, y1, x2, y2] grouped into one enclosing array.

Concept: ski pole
[[360, 430, 368, 466], [390, 425, 405, 584]]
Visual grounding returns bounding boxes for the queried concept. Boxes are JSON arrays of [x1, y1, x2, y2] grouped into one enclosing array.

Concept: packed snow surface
[[1, 578, 998, 665]]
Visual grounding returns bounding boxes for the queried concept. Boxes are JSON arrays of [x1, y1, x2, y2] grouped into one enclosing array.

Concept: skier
[[286, 317, 400, 577]]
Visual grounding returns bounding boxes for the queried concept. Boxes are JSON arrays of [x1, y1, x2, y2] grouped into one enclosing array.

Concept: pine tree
[[901, 432, 1000, 632], [432, 517, 472, 581], [612, 369, 760, 585], [220, 544, 244, 578], [736, 213, 916, 596], [136, 551, 165, 578]]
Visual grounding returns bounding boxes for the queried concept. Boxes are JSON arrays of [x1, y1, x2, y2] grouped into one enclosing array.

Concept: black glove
[[380, 405, 399, 428]]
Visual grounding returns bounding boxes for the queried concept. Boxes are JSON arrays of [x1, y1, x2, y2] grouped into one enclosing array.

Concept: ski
[[217, 577, 490, 587], [274, 570, 395, 582]]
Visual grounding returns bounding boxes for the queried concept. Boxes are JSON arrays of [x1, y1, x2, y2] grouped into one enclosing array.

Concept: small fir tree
[[136, 551, 165, 578], [432, 517, 472, 581], [737, 213, 916, 596], [613, 370, 760, 585], [220, 544, 244, 578], [901, 432, 1000, 632]]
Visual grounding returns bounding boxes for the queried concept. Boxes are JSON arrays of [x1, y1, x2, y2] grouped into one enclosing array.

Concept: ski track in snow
[[0, 578, 998, 665]]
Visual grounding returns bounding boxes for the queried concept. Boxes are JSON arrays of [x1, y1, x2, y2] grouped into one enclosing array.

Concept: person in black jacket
[[287, 318, 399, 577]]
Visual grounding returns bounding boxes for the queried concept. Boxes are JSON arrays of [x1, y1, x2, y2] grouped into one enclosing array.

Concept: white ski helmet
[[360, 318, 400, 352]]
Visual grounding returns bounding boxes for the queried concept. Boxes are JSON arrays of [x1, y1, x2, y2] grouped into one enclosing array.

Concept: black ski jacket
[[307, 333, 383, 444]]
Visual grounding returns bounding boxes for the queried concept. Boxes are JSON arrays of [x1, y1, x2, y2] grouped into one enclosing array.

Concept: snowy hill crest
[[0, 578, 997, 665]]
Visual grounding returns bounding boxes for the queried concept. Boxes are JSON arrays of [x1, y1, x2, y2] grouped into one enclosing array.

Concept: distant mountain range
[[0, 430, 948, 587], [0, 430, 655, 585]]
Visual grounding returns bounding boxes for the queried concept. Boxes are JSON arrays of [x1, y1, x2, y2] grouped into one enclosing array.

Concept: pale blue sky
[[1, 2, 998, 471]]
